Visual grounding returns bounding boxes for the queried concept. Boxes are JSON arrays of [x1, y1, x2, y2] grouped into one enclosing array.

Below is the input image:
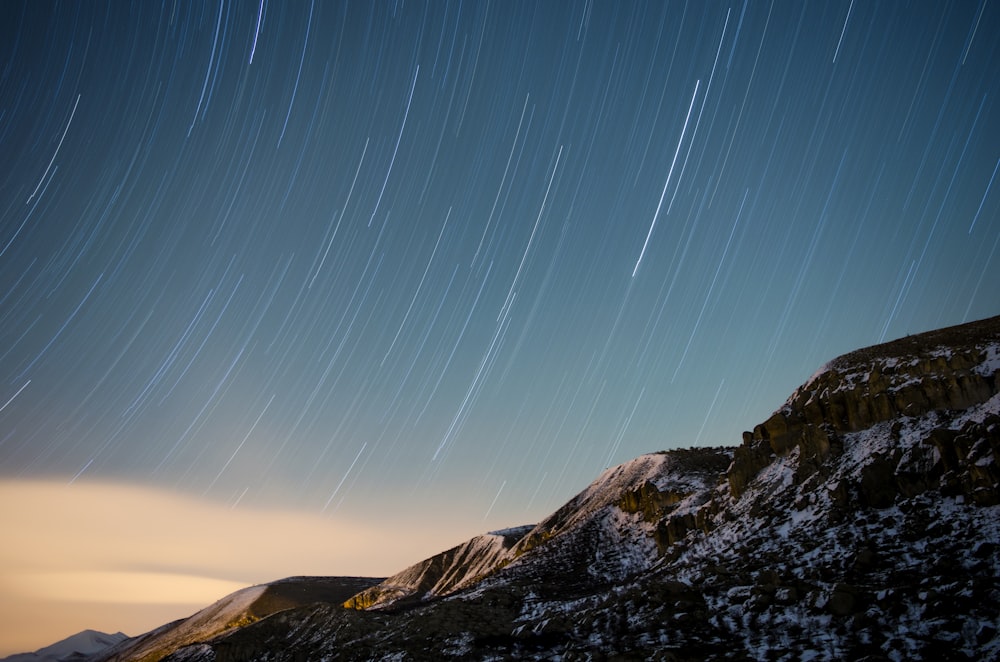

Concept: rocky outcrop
[[926, 412, 1000, 505], [617, 479, 683, 520], [729, 315, 1000, 497]]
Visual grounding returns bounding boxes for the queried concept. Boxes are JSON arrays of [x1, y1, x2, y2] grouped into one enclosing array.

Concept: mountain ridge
[[38, 315, 1000, 660], [90, 577, 381, 662]]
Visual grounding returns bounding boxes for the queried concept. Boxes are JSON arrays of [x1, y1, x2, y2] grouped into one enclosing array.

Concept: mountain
[[1, 630, 127, 662], [98, 315, 1000, 660], [90, 577, 380, 662], [344, 525, 535, 610]]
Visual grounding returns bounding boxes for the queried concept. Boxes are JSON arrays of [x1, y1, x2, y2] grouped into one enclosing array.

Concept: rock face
[[101, 315, 1000, 661], [729, 315, 1000, 499]]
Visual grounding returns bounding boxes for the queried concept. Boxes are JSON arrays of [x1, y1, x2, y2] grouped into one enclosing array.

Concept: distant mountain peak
[[1, 630, 127, 662]]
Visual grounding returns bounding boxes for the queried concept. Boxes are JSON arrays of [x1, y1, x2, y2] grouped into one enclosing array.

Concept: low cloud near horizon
[[0, 479, 480, 656]]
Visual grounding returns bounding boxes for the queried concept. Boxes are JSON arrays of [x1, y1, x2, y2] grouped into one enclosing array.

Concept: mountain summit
[[96, 315, 1000, 660], [1, 630, 127, 662]]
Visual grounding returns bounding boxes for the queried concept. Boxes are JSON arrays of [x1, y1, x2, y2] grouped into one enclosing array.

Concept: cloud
[[4, 572, 249, 605], [0, 479, 479, 655]]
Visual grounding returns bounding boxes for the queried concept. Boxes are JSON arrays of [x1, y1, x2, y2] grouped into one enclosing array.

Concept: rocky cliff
[[728, 314, 1000, 501], [95, 315, 1000, 661]]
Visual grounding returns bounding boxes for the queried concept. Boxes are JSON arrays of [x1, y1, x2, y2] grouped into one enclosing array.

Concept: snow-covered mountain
[[78, 315, 1000, 659], [0, 630, 127, 662]]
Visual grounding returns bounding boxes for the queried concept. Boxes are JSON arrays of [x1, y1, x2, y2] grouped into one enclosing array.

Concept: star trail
[[1, 0, 999, 610]]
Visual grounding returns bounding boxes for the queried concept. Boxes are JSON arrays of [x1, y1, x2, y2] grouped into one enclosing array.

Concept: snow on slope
[[524, 451, 705, 536], [348, 448, 732, 612], [0, 630, 127, 662], [419, 447, 733, 615], [345, 526, 533, 609], [787, 315, 1000, 413], [661, 391, 1000, 660]]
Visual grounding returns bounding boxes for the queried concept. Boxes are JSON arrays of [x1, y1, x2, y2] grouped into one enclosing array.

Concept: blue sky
[[1, 0, 998, 593]]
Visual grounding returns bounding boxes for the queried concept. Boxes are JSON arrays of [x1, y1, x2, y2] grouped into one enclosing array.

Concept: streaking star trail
[[0, 0, 998, 582]]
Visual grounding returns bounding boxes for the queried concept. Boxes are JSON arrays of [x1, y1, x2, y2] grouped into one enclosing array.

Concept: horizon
[[2, 0, 999, 654], [0, 478, 483, 655]]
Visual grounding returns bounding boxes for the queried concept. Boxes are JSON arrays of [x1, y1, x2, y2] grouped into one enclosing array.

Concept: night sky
[[1, 1, 999, 644]]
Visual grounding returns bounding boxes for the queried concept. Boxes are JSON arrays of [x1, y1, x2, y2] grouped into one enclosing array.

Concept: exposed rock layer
[[728, 315, 1000, 497]]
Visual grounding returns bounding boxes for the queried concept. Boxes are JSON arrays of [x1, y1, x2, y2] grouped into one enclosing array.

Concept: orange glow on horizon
[[0, 479, 484, 656]]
